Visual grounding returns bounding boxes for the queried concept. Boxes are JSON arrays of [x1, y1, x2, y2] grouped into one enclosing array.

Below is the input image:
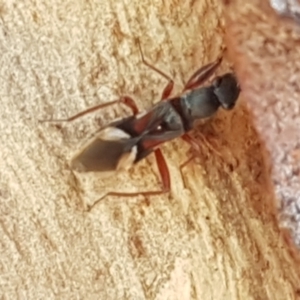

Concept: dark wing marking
[[70, 127, 140, 173]]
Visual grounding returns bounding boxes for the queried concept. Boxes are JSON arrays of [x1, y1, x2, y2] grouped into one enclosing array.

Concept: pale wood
[[0, 0, 299, 299]]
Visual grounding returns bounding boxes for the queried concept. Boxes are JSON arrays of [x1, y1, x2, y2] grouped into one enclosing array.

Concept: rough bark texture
[[270, 0, 300, 23], [1, 0, 300, 299], [224, 0, 300, 254]]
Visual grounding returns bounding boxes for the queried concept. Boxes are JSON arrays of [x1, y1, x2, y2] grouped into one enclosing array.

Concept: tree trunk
[[1, 0, 300, 299], [224, 0, 300, 257]]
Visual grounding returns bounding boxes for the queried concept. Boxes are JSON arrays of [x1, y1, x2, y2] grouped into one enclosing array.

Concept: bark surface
[[0, 0, 299, 299], [225, 0, 300, 253]]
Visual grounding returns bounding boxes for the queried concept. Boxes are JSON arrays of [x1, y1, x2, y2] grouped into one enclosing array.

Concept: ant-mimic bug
[[42, 40, 240, 209]]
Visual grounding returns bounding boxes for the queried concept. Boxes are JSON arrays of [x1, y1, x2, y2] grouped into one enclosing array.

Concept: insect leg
[[137, 39, 174, 100], [180, 133, 222, 168], [179, 134, 201, 172], [39, 96, 139, 123], [179, 155, 195, 172], [87, 148, 170, 211], [183, 56, 222, 91], [181, 133, 201, 153]]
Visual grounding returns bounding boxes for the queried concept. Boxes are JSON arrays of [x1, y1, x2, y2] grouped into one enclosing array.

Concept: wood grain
[[0, 0, 299, 299]]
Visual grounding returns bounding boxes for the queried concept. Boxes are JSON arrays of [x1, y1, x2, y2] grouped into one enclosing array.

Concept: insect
[[43, 40, 240, 209]]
